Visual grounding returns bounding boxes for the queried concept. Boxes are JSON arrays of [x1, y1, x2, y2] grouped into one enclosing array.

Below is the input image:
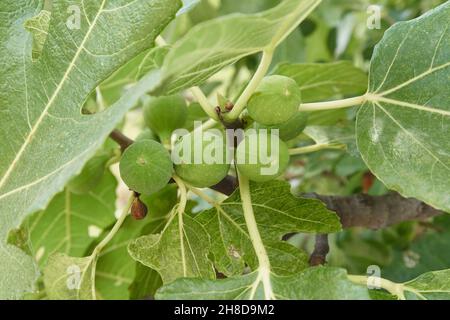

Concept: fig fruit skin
[[119, 140, 173, 195], [135, 128, 157, 142], [255, 111, 308, 142], [247, 75, 302, 126], [184, 102, 209, 131], [173, 131, 231, 188], [143, 94, 187, 142], [236, 131, 290, 182]]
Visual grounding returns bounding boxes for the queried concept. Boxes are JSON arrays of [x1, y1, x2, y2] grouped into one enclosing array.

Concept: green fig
[[236, 130, 290, 182], [247, 75, 302, 125], [173, 131, 230, 188], [143, 94, 187, 143], [119, 140, 173, 195], [255, 111, 308, 141]]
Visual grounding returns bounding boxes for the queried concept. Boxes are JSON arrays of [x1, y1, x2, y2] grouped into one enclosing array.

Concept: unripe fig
[[173, 131, 230, 188], [67, 153, 110, 194], [143, 94, 187, 142], [184, 102, 209, 131], [255, 111, 308, 142], [236, 131, 289, 182], [120, 140, 173, 195], [135, 128, 157, 142], [131, 197, 148, 220], [247, 75, 302, 126]]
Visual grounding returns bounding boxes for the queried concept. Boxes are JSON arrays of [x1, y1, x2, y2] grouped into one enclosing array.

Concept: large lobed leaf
[[128, 207, 216, 284], [156, 267, 371, 300], [357, 2, 450, 212], [195, 180, 341, 276], [0, 0, 181, 299], [153, 0, 322, 95]]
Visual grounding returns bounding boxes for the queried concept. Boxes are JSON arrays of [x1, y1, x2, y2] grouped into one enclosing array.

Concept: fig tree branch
[[309, 234, 329, 266], [211, 176, 444, 229], [307, 192, 444, 229], [299, 95, 367, 112], [109, 129, 134, 152]]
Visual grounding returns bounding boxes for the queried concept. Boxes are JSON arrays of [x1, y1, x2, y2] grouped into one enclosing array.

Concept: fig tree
[[143, 94, 187, 143], [247, 75, 302, 126], [173, 131, 230, 188], [236, 131, 289, 182], [119, 140, 173, 195]]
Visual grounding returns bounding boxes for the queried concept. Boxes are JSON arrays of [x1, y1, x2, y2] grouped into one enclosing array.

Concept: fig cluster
[[119, 76, 306, 196]]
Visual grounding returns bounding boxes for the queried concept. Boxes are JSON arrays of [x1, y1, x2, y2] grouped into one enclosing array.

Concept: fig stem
[[88, 193, 134, 299], [289, 143, 345, 155], [226, 50, 274, 121], [93, 194, 134, 255], [191, 86, 220, 121], [109, 129, 134, 152], [299, 95, 367, 112], [188, 186, 219, 206], [347, 275, 406, 300], [237, 171, 274, 300]]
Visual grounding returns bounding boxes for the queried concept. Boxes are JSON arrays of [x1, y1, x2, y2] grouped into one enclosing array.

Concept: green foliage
[[153, 0, 322, 94], [67, 152, 112, 195], [1, 0, 448, 302], [128, 209, 215, 284], [195, 181, 341, 276]]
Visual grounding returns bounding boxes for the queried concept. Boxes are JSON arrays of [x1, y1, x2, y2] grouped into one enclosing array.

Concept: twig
[[309, 234, 329, 266], [109, 129, 134, 152]]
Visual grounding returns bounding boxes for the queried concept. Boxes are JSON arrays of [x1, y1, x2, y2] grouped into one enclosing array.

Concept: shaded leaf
[[274, 61, 368, 102], [154, 0, 322, 94], [304, 125, 358, 155], [95, 217, 167, 300]]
